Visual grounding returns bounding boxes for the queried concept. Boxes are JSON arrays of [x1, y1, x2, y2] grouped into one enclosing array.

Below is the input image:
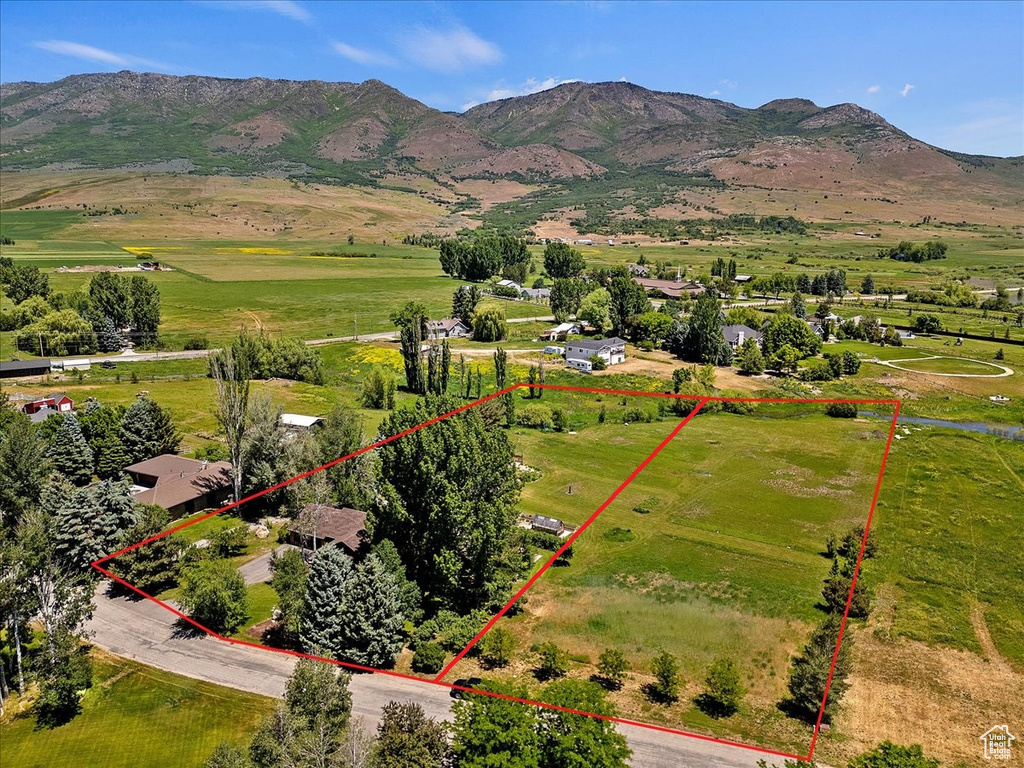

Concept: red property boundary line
[[92, 384, 901, 763]]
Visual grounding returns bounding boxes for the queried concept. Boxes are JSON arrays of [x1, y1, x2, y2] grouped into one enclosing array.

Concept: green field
[[882, 356, 1009, 375], [0, 651, 274, 768], [441, 404, 894, 753]]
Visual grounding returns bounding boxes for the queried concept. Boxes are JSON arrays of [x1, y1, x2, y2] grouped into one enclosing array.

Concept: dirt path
[[970, 601, 1012, 676]]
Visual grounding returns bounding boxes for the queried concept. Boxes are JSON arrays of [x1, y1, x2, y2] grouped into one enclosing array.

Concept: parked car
[[449, 677, 483, 698], [101, 360, 117, 369]]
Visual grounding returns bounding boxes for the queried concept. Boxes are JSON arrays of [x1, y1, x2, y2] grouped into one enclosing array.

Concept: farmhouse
[[427, 318, 472, 339], [0, 359, 52, 379], [495, 279, 523, 292], [627, 263, 649, 278], [288, 504, 369, 557], [722, 325, 763, 351], [540, 322, 581, 341], [565, 337, 626, 372], [125, 455, 233, 517], [280, 413, 324, 433]]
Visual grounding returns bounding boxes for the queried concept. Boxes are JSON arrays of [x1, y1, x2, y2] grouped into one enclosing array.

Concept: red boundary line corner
[[93, 385, 901, 763]]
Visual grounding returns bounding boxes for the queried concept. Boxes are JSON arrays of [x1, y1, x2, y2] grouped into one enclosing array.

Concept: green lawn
[[883, 356, 1009, 375], [1, 651, 274, 768]]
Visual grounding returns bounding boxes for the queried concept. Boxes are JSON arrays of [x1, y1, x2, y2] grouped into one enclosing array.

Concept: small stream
[[859, 411, 1023, 440]]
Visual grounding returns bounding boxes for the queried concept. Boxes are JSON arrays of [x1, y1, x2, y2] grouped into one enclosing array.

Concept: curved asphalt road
[[87, 587, 776, 768]]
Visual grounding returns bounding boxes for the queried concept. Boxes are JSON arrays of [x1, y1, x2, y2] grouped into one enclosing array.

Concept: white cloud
[[331, 41, 397, 67], [398, 25, 501, 73], [900, 83, 915, 97], [719, 78, 737, 90], [866, 84, 880, 94], [33, 40, 179, 72], [461, 76, 579, 110], [196, 1, 311, 22], [709, 89, 721, 97]]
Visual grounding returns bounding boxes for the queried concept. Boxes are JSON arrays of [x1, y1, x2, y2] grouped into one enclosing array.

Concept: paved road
[[87, 586, 772, 767]]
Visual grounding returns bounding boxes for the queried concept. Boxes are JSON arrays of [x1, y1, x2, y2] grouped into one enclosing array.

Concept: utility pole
[[354, 313, 358, 341]]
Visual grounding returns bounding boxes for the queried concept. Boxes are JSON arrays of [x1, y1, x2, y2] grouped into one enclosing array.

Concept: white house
[[280, 413, 325, 433], [721, 325, 763, 351], [427, 318, 472, 339], [565, 337, 626, 372], [540, 322, 582, 341], [495, 279, 523, 293]]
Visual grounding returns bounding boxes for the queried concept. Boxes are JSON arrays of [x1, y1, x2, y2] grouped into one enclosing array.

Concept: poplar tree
[[50, 413, 94, 486]]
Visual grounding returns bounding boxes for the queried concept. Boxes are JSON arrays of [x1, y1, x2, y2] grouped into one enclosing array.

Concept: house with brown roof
[[634, 277, 703, 299], [287, 504, 369, 558], [125, 455, 233, 517]]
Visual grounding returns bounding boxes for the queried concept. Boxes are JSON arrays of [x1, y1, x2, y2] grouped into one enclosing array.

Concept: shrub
[[552, 409, 570, 432], [648, 651, 680, 702], [589, 354, 607, 371], [528, 530, 562, 551], [622, 407, 654, 424], [183, 334, 209, 351], [412, 642, 446, 674], [480, 626, 516, 668], [696, 658, 744, 717], [516, 403, 554, 429], [361, 366, 397, 409], [825, 402, 857, 418], [535, 641, 569, 680], [595, 648, 629, 690]]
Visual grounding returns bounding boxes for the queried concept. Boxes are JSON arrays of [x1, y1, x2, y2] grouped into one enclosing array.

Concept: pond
[[859, 411, 1023, 440]]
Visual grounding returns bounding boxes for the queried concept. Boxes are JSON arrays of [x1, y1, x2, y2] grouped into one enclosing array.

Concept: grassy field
[[440, 405, 894, 754], [0, 650, 274, 768]]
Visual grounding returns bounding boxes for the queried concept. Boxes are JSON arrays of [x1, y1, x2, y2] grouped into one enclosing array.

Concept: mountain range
[[1, 72, 1021, 229]]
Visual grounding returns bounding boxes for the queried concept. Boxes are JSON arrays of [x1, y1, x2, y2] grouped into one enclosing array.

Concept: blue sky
[[2, 0, 1021, 156]]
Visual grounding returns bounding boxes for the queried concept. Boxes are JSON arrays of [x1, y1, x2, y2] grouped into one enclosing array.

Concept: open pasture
[[441, 403, 895, 753]]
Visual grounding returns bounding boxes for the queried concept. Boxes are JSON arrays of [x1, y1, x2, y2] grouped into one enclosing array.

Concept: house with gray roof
[[565, 337, 626, 372], [722, 325, 763, 351]]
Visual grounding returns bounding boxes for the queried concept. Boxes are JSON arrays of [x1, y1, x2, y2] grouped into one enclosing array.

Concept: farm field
[[0, 649, 274, 768], [439, 404, 896, 755]]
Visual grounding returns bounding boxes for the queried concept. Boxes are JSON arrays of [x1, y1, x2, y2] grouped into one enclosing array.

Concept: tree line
[[1, 259, 162, 355]]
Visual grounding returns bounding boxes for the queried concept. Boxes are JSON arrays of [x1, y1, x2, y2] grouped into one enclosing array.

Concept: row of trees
[[750, 268, 849, 299], [439, 236, 533, 283], [2, 265, 163, 354]]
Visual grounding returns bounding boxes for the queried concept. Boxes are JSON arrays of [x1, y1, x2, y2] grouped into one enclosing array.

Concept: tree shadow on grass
[[693, 693, 738, 719], [641, 683, 678, 705]]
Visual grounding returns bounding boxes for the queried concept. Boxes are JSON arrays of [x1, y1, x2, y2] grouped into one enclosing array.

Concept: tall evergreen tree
[[300, 545, 354, 656], [336, 554, 405, 667], [119, 397, 180, 464], [95, 316, 122, 352], [108, 505, 181, 593], [787, 615, 852, 722], [49, 413, 94, 486]]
